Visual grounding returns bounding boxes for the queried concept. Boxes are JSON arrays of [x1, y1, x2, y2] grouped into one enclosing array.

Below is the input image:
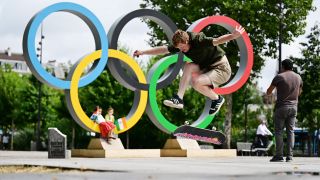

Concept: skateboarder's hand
[[232, 26, 245, 38], [133, 50, 143, 57]]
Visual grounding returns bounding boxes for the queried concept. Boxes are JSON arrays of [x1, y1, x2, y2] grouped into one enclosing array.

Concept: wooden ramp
[[71, 138, 236, 158], [72, 138, 159, 158]]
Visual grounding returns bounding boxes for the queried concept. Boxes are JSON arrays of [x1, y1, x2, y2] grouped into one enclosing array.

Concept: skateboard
[[173, 125, 226, 145]]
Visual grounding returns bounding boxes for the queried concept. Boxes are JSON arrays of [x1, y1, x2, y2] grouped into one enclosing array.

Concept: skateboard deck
[[173, 125, 226, 145]]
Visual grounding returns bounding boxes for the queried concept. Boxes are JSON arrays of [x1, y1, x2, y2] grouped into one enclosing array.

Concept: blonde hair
[[107, 107, 114, 112], [172, 29, 189, 47]]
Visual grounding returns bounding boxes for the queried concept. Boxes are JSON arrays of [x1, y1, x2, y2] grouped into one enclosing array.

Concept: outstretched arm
[[212, 26, 245, 46], [266, 127, 273, 136], [133, 46, 170, 57]]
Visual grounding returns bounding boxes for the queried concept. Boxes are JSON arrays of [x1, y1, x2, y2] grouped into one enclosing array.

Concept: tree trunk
[[308, 133, 312, 157], [71, 124, 75, 149], [316, 114, 320, 157], [223, 94, 233, 149], [318, 131, 320, 157], [244, 103, 248, 142], [10, 119, 14, 150], [244, 85, 248, 142], [126, 131, 130, 149]]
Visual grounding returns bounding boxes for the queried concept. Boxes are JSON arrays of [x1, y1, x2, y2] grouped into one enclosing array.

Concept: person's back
[[267, 59, 303, 162], [256, 124, 272, 136], [2, 135, 9, 143], [2, 134, 9, 150], [273, 70, 302, 108]]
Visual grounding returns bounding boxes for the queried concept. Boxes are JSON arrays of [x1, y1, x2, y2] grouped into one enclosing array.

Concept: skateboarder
[[134, 26, 245, 116]]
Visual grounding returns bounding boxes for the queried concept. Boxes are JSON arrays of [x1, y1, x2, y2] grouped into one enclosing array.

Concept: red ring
[[191, 16, 253, 95]]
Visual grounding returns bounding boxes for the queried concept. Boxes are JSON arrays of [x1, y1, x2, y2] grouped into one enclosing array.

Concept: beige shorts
[[204, 56, 231, 88]]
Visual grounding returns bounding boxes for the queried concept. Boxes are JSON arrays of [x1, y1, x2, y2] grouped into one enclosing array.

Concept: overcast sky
[[0, 0, 319, 92]]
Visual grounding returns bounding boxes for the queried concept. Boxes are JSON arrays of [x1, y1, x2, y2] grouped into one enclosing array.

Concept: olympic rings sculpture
[[23, 2, 253, 134]]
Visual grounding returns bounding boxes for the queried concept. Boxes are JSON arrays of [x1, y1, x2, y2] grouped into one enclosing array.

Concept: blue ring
[[23, 2, 108, 89]]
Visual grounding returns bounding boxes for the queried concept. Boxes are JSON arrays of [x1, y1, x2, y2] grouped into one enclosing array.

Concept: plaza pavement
[[0, 151, 319, 179]]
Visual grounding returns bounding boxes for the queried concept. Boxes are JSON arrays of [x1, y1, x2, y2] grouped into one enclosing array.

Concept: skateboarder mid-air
[[134, 26, 245, 116]]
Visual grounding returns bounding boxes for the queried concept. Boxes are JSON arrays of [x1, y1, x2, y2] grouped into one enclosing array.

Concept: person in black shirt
[[134, 26, 245, 116]]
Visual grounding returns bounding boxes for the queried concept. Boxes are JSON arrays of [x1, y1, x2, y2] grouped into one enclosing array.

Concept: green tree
[[231, 83, 265, 146], [0, 65, 26, 127], [140, 0, 314, 148], [0, 65, 28, 149], [44, 92, 86, 149], [13, 74, 61, 150], [291, 23, 320, 156]]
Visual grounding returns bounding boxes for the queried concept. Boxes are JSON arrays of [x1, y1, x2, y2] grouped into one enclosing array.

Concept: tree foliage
[[0, 65, 27, 129], [140, 0, 313, 78], [292, 23, 320, 133]]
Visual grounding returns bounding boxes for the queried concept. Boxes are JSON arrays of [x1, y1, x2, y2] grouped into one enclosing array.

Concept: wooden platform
[[87, 138, 125, 150], [71, 138, 236, 158], [72, 149, 161, 158]]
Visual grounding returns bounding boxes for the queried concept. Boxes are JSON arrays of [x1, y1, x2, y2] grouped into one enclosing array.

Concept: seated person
[[90, 106, 115, 141], [105, 107, 116, 139], [253, 118, 273, 148]]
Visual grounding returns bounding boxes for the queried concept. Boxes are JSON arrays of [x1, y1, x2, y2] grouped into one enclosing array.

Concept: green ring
[[148, 54, 215, 133]]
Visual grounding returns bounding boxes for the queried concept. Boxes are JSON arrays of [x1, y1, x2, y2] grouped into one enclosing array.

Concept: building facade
[[0, 48, 68, 79], [0, 48, 30, 74]]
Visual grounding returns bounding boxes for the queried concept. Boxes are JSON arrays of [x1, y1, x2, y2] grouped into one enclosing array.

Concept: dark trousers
[[3, 143, 9, 150], [254, 135, 269, 148], [274, 106, 297, 157]]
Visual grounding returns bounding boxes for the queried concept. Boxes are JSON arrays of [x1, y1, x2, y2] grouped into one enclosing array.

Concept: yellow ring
[[70, 49, 148, 134]]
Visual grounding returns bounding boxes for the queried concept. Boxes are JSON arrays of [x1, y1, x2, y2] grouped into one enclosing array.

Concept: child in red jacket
[[90, 106, 115, 141]]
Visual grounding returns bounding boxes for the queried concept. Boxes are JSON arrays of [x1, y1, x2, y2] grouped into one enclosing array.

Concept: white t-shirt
[[256, 124, 273, 136], [95, 114, 105, 124], [2, 135, 9, 143]]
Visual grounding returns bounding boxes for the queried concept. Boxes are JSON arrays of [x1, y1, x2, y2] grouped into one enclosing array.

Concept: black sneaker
[[163, 94, 184, 109], [270, 156, 284, 162], [209, 96, 225, 116], [286, 156, 293, 162]]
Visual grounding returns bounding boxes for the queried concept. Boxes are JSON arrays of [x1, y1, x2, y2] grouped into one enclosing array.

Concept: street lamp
[[36, 23, 45, 151], [278, 0, 283, 73]]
